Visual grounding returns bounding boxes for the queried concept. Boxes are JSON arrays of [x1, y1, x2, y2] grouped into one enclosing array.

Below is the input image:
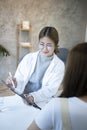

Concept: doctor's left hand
[[25, 95, 34, 104]]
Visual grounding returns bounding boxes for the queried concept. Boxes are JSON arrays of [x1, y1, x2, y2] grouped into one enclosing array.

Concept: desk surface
[[0, 95, 44, 130], [0, 83, 50, 130], [0, 84, 39, 130]]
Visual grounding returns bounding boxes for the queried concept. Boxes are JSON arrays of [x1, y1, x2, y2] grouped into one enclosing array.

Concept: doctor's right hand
[[6, 76, 17, 88]]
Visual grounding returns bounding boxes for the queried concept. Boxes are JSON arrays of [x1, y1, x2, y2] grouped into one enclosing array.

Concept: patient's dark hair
[[39, 26, 59, 53], [60, 42, 87, 97]]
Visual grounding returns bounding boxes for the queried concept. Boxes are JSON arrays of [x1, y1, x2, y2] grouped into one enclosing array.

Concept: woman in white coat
[[6, 26, 65, 104]]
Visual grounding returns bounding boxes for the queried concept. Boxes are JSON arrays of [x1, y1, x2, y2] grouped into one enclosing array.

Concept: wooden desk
[[0, 83, 14, 96]]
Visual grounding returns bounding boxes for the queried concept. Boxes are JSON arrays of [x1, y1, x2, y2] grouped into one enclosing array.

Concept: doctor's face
[[39, 36, 55, 57]]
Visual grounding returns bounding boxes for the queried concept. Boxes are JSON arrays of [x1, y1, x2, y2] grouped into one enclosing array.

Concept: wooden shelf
[[16, 24, 32, 66], [17, 24, 31, 31], [20, 42, 32, 48]]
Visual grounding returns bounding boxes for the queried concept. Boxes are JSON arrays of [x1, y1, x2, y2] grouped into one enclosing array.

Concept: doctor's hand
[[6, 76, 17, 88], [25, 95, 34, 105]]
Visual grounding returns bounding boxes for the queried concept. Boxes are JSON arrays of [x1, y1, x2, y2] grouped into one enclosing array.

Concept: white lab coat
[[14, 51, 65, 102]]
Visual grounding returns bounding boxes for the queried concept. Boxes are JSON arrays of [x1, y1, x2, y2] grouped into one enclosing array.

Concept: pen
[[9, 72, 15, 88]]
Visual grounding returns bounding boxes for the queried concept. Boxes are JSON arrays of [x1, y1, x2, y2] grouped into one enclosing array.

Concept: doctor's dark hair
[[39, 26, 59, 53], [60, 42, 87, 98]]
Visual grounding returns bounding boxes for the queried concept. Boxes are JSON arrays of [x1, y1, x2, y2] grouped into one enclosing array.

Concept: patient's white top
[[35, 97, 87, 130]]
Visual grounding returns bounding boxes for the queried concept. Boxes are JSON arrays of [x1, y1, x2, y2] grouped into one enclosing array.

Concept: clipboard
[[1, 80, 41, 110]]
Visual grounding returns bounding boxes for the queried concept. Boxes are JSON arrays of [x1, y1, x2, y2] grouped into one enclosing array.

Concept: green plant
[[0, 45, 10, 56]]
